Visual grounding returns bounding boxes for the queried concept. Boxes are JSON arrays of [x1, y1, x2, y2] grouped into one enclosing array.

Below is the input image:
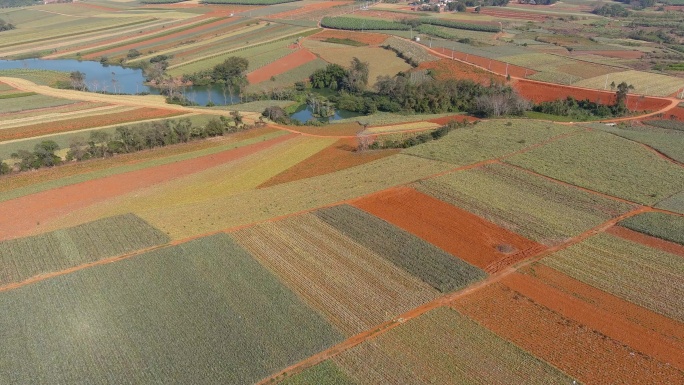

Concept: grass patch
[[0, 92, 36, 99], [280, 360, 356, 385], [619, 212, 684, 245]]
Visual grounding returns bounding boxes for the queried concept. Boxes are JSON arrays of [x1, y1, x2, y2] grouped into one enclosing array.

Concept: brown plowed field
[[259, 138, 398, 188], [608, 225, 684, 257], [351, 187, 544, 272], [247, 48, 317, 84], [452, 282, 684, 385], [417, 58, 504, 85], [0, 133, 296, 241], [309, 30, 388, 46], [513, 79, 673, 111], [574, 50, 644, 59], [503, 270, 684, 370], [82, 16, 229, 60]]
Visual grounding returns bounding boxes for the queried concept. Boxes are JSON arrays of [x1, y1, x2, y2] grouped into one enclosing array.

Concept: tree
[[614, 81, 634, 114], [69, 71, 86, 91], [212, 57, 249, 95], [262, 106, 289, 124], [0, 19, 15, 32], [0, 161, 10, 175], [343, 57, 370, 93], [33, 140, 61, 167]]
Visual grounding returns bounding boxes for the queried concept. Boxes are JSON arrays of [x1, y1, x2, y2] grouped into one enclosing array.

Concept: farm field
[[1, 0, 683, 383], [0, 233, 342, 383], [506, 130, 684, 205], [352, 187, 544, 273], [414, 162, 636, 245], [231, 214, 439, 335]]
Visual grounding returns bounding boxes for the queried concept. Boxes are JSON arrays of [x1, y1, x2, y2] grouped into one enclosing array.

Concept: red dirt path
[[503, 269, 684, 370], [452, 282, 684, 385], [247, 48, 317, 84], [608, 225, 684, 257], [0, 133, 296, 241], [351, 186, 545, 273], [259, 138, 398, 188]]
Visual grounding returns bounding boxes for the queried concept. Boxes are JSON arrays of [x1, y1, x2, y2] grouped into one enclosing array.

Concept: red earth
[[247, 48, 318, 84], [452, 282, 684, 385], [432, 49, 534, 78], [417, 58, 505, 85], [608, 225, 684, 257], [479, 9, 550, 21], [259, 138, 398, 188], [0, 133, 297, 241], [351, 186, 545, 273], [513, 79, 673, 111]]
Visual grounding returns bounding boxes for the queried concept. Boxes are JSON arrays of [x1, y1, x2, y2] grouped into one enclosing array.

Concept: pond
[[290, 105, 361, 124], [0, 58, 240, 106]]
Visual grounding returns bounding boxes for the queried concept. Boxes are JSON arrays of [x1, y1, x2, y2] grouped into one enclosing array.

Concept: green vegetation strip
[[619, 212, 684, 245], [542, 233, 684, 322], [321, 16, 409, 31], [414, 163, 635, 244], [280, 360, 357, 385], [332, 307, 576, 384], [0, 233, 341, 383], [0, 130, 288, 203], [0, 92, 35, 99], [505, 130, 684, 205], [314, 204, 486, 293], [0, 214, 169, 285], [420, 18, 500, 33], [0, 94, 77, 114]]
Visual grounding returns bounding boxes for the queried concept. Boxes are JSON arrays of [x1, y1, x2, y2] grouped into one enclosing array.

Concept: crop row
[[573, 70, 683, 97], [201, 0, 300, 4], [231, 214, 439, 335], [314, 204, 486, 292], [382, 36, 437, 64], [0, 214, 169, 285], [0, 233, 341, 383], [619, 212, 684, 245], [321, 16, 410, 31], [420, 18, 500, 33], [414, 163, 636, 244], [0, 93, 77, 115], [596, 123, 684, 163]]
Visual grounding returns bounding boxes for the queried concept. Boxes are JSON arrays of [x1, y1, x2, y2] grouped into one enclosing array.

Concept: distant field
[[0, 214, 168, 285], [332, 307, 576, 384], [619, 212, 684, 245], [405, 120, 575, 166], [414, 163, 636, 245], [505, 131, 684, 205], [232, 214, 439, 335], [0, 69, 70, 86], [0, 94, 77, 114], [542, 233, 684, 322], [595, 124, 684, 163], [0, 233, 342, 383], [573, 70, 683, 97]]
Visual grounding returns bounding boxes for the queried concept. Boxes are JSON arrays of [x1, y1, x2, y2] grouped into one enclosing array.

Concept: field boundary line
[[601, 130, 684, 168]]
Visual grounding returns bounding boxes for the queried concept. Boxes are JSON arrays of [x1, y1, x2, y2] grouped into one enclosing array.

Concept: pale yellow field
[[365, 121, 440, 134], [303, 40, 412, 86], [573, 70, 684, 97]]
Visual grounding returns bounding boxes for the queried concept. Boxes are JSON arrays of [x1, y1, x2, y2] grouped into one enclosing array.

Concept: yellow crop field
[[573, 70, 684, 97], [365, 121, 440, 134], [303, 40, 412, 86]]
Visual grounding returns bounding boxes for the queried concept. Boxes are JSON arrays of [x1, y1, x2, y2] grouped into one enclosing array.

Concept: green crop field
[[0, 233, 341, 383], [0, 69, 70, 86], [231, 213, 439, 335], [506, 130, 684, 205], [315, 205, 486, 293], [595, 124, 684, 163], [331, 307, 575, 384], [656, 191, 684, 214], [281, 360, 356, 385], [414, 163, 636, 245], [0, 214, 169, 285], [0, 94, 77, 114], [321, 16, 409, 31], [619, 212, 684, 245], [573, 70, 683, 97], [542, 233, 684, 322], [405, 120, 575, 166]]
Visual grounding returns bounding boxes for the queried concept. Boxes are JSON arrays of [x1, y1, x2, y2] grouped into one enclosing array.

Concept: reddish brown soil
[[658, 106, 684, 121], [513, 79, 673, 111], [82, 16, 229, 60], [417, 58, 504, 85], [309, 30, 389, 46], [351, 187, 545, 272], [452, 282, 684, 385], [247, 48, 317, 84], [0, 108, 184, 142], [504, 269, 684, 370], [574, 50, 644, 59], [0, 133, 296, 241], [0, 101, 94, 118], [427, 115, 478, 125], [259, 138, 398, 188], [608, 225, 684, 257], [432, 49, 533, 78]]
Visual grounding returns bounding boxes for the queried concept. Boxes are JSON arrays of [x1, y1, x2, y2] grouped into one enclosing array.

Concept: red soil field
[[247, 48, 317, 84], [0, 108, 184, 142], [259, 138, 398, 188], [352, 186, 545, 273], [574, 50, 644, 59], [608, 225, 684, 257], [417, 58, 504, 85], [309, 30, 389, 46], [431, 49, 534, 79], [452, 282, 684, 385], [82, 16, 229, 60], [513, 79, 673, 111], [659, 106, 684, 121], [0, 133, 297, 241], [503, 269, 684, 370]]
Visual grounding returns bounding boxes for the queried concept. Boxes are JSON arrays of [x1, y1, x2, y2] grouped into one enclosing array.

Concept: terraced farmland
[[0, 234, 342, 383]]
